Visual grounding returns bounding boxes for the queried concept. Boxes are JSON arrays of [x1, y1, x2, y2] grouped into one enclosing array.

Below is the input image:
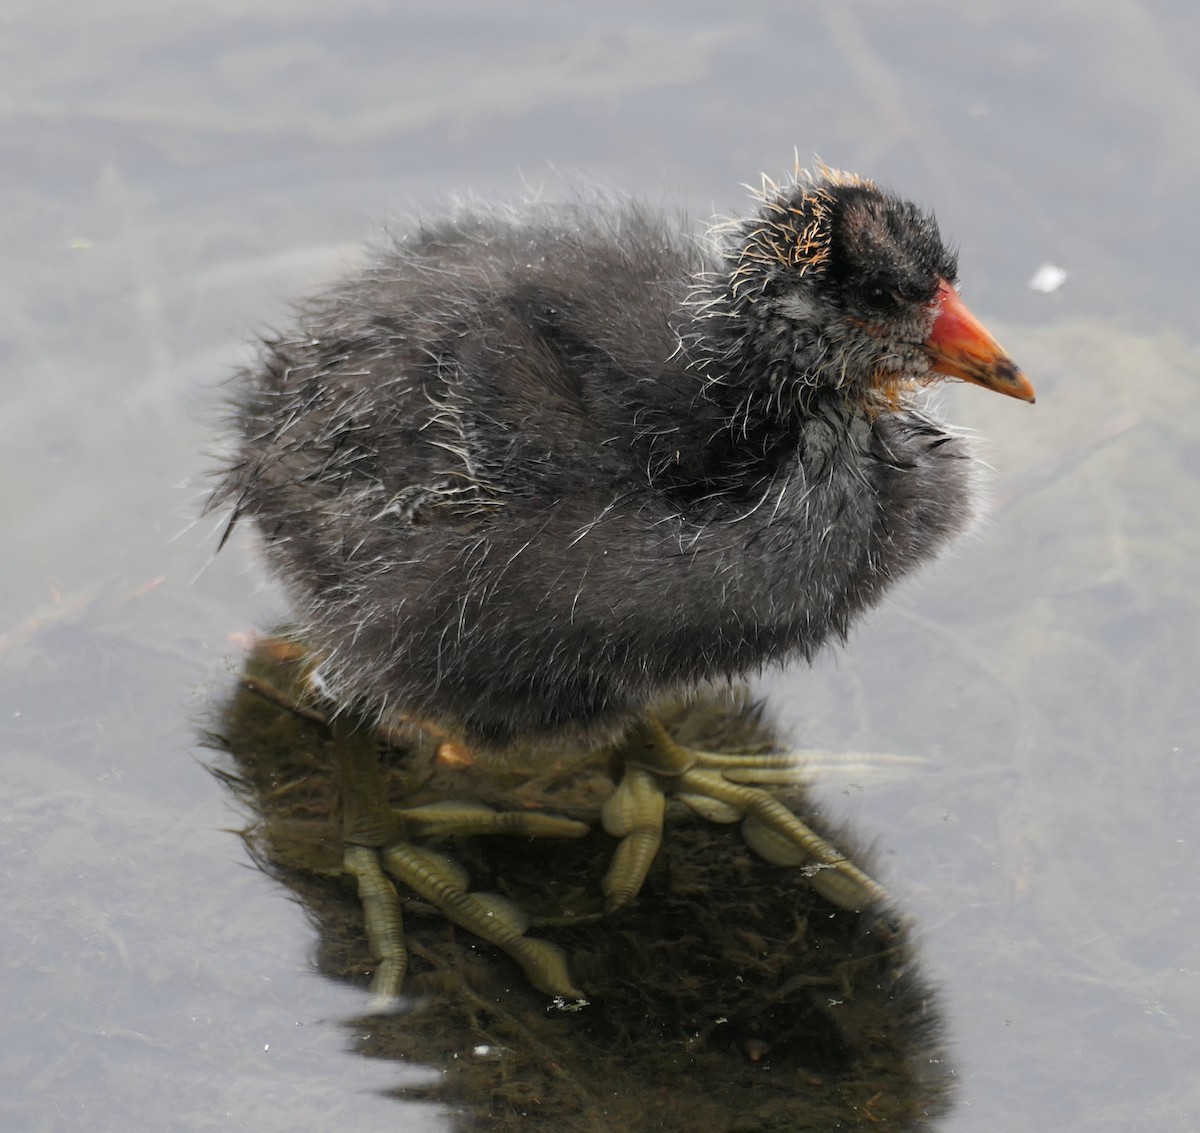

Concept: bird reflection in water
[[205, 636, 952, 1133]]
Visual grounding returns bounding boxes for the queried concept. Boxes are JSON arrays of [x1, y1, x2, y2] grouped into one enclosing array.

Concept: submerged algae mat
[[205, 642, 949, 1133]]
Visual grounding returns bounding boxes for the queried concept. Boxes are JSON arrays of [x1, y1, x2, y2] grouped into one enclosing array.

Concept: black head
[[708, 168, 994, 413], [821, 182, 957, 323]]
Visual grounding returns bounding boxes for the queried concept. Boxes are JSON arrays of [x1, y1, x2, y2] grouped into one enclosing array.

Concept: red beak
[[924, 279, 1035, 403]]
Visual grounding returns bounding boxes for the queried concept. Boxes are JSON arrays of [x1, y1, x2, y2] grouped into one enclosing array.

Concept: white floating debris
[[1029, 263, 1067, 293]]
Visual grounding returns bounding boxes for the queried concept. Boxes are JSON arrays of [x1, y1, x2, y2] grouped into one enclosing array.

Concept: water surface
[[3, 3, 1198, 1130]]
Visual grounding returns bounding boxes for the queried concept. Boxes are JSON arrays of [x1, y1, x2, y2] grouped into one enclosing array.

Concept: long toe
[[382, 841, 585, 999], [398, 800, 589, 840], [343, 844, 409, 1007]]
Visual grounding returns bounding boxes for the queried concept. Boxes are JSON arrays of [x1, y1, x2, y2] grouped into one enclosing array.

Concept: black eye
[[860, 283, 895, 312]]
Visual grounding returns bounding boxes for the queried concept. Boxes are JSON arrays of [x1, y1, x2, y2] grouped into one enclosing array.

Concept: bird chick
[[211, 163, 1032, 998]]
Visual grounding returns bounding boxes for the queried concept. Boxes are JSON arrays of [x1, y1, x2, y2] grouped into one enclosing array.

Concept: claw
[[516, 938, 584, 1000], [802, 861, 888, 914]]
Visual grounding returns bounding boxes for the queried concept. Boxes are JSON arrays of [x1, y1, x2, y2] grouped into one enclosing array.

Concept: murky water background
[[3, 2, 1198, 1130]]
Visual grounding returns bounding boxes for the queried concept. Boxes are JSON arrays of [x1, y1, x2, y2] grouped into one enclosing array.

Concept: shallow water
[[3, 2, 1199, 1130]]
